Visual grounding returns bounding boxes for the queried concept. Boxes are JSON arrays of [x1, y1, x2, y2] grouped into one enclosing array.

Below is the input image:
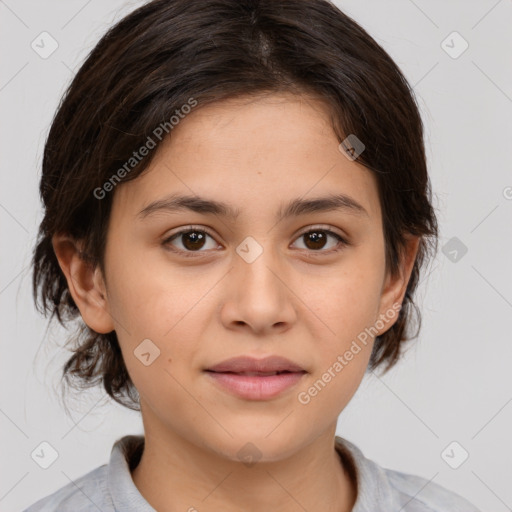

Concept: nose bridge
[[228, 234, 295, 330], [235, 234, 281, 295]]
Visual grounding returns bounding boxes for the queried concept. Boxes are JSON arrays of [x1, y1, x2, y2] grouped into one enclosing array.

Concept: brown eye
[[303, 231, 328, 250], [181, 231, 207, 250], [163, 228, 219, 254], [292, 228, 347, 253]]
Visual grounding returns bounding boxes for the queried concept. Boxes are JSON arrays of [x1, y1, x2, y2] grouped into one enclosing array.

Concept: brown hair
[[32, 0, 438, 411]]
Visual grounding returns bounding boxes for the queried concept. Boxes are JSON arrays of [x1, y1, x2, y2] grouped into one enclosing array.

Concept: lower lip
[[204, 371, 306, 400]]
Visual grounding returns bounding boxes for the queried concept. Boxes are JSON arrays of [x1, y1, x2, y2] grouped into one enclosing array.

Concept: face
[[60, 92, 416, 462]]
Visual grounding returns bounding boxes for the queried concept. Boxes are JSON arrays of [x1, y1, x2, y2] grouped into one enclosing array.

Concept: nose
[[220, 243, 297, 336]]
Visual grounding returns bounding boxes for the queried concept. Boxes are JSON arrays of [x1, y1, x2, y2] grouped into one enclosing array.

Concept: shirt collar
[[108, 434, 399, 512], [335, 435, 402, 511], [108, 435, 155, 511]]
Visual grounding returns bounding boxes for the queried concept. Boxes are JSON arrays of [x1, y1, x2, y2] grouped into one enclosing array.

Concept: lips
[[205, 355, 306, 374], [224, 371, 290, 376], [204, 355, 307, 400]]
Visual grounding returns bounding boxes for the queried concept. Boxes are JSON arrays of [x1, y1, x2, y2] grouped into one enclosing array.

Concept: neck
[[131, 422, 357, 512]]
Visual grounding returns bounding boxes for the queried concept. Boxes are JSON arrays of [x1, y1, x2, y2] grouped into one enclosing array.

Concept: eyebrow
[[137, 193, 369, 222]]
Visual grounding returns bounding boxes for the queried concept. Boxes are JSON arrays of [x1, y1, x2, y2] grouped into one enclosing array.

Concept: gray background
[[1, 0, 511, 510]]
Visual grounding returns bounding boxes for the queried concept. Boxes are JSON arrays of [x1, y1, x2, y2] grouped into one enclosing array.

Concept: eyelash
[[161, 225, 349, 258]]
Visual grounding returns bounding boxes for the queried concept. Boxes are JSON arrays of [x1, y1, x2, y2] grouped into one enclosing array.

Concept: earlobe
[[52, 233, 115, 334]]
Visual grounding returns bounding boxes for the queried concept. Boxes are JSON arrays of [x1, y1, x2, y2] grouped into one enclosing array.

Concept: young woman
[[27, 0, 480, 510]]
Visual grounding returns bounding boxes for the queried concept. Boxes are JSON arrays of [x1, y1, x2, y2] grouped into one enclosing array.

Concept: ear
[[52, 233, 115, 334], [376, 234, 421, 335]]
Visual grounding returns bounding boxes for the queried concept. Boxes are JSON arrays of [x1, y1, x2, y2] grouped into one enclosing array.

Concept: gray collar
[[107, 434, 399, 511], [108, 435, 155, 511]]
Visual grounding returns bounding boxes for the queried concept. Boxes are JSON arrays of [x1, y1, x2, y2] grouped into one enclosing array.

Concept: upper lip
[[205, 355, 306, 373]]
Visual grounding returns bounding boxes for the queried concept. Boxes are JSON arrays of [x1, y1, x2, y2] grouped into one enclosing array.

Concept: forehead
[[112, 92, 381, 224]]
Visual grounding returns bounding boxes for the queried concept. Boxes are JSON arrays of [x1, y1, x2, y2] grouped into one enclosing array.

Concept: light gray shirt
[[24, 435, 481, 511]]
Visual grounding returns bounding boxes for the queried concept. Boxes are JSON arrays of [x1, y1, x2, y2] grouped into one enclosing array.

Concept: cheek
[[294, 271, 378, 415], [304, 259, 384, 346], [294, 251, 384, 399], [104, 257, 212, 393], [104, 238, 193, 336]]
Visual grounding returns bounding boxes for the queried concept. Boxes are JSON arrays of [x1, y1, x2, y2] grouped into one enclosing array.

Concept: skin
[[53, 92, 419, 512]]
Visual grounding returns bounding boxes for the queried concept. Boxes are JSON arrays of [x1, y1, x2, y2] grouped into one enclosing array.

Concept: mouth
[[205, 370, 302, 376], [205, 354, 306, 374], [203, 369, 307, 400]]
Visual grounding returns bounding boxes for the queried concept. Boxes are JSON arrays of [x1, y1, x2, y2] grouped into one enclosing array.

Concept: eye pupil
[[183, 231, 206, 250], [304, 231, 327, 250]]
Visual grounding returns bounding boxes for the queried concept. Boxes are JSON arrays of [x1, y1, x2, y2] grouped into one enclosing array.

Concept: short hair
[[32, 0, 439, 411]]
